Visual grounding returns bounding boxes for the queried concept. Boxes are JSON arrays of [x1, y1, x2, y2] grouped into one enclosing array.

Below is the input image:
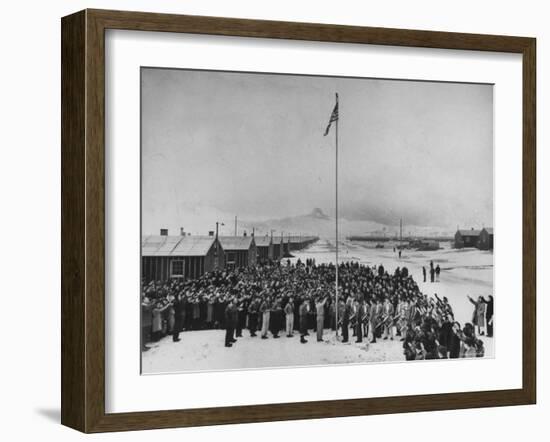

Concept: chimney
[[180, 227, 185, 236], [208, 231, 215, 237], [160, 228, 168, 236]]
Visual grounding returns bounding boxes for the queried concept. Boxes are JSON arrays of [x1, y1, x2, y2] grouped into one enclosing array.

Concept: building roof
[[254, 236, 272, 247], [457, 229, 481, 237], [219, 236, 255, 251], [142, 235, 218, 257]]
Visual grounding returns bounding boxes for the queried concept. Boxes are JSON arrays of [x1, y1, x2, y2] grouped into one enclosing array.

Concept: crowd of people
[[141, 259, 492, 361]]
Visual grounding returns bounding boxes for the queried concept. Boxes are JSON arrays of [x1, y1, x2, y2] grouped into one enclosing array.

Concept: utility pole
[[334, 93, 340, 338], [214, 221, 224, 269]]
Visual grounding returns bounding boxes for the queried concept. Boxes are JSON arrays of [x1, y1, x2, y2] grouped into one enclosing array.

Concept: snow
[[142, 239, 494, 374], [142, 330, 403, 373]]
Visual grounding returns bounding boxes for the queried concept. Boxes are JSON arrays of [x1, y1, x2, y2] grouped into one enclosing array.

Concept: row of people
[[142, 261, 491, 360], [142, 260, 413, 343]]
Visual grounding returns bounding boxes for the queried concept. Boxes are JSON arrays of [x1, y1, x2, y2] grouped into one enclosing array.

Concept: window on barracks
[[171, 260, 184, 278]]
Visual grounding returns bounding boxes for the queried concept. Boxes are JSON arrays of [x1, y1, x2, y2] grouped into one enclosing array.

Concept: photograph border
[[61, 9, 536, 433]]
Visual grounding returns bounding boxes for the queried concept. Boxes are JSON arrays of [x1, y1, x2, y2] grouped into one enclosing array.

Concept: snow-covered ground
[[142, 239, 494, 374], [142, 330, 405, 373]]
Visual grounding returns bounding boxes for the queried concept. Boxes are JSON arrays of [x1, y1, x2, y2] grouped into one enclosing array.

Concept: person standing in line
[[403, 329, 416, 360], [256, 296, 262, 333], [430, 266, 435, 283], [166, 293, 176, 335], [299, 299, 309, 344], [179, 293, 188, 331], [382, 298, 395, 340], [231, 298, 239, 339], [372, 298, 384, 343], [362, 299, 371, 341], [191, 297, 200, 330], [438, 314, 453, 357], [260, 295, 271, 339], [213, 294, 223, 329], [307, 296, 316, 334], [369, 298, 378, 343], [329, 299, 337, 331], [315, 296, 328, 342], [355, 298, 365, 343], [341, 297, 351, 343], [397, 298, 409, 341], [293, 295, 301, 332], [184, 293, 194, 331], [224, 298, 237, 347], [141, 296, 153, 350], [236, 297, 247, 338], [151, 301, 169, 342], [206, 296, 215, 329], [284, 297, 295, 337], [467, 295, 487, 336], [270, 299, 282, 338], [199, 295, 207, 330], [435, 264, 441, 282], [248, 296, 259, 337], [483, 295, 494, 337], [172, 293, 184, 343], [449, 322, 463, 359], [422, 266, 427, 283]]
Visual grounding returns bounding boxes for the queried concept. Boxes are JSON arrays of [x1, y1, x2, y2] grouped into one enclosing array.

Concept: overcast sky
[[141, 68, 493, 235]]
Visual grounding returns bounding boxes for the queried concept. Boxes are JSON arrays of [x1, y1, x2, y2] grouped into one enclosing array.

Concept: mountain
[[241, 208, 331, 238], [142, 204, 454, 239], [241, 208, 454, 239], [242, 208, 385, 239], [309, 207, 330, 220]]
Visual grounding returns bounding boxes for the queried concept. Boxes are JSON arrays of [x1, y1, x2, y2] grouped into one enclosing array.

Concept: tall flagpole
[[335, 92, 339, 339]]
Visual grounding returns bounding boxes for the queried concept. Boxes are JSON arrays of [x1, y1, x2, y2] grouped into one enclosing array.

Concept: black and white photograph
[[140, 67, 494, 374]]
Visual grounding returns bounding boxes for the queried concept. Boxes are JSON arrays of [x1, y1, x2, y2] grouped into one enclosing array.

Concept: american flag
[[323, 95, 339, 136]]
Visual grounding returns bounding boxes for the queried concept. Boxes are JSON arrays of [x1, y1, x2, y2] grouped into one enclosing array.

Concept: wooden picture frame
[[61, 9, 536, 433]]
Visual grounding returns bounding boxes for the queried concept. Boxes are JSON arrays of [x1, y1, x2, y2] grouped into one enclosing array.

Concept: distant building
[[410, 239, 440, 251], [478, 227, 494, 250], [272, 235, 284, 260], [288, 236, 304, 252], [287, 235, 319, 252], [454, 229, 481, 248], [219, 236, 257, 268], [254, 235, 273, 262], [141, 234, 225, 282], [282, 236, 291, 257]]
